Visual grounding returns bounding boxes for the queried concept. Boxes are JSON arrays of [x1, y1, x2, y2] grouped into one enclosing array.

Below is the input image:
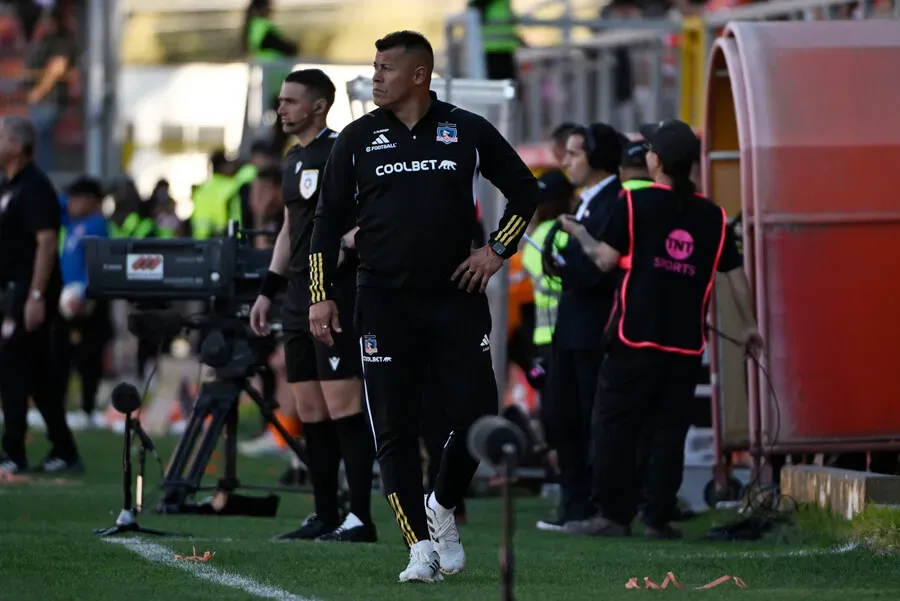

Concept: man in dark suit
[[537, 123, 622, 531]]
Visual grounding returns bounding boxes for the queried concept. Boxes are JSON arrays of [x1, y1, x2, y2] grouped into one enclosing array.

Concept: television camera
[[83, 221, 270, 308], [84, 223, 308, 516]]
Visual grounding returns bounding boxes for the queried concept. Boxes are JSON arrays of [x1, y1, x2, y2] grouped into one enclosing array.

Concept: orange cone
[[266, 411, 302, 447]]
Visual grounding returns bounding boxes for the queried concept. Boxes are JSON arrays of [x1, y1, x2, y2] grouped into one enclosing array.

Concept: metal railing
[[515, 27, 680, 143], [447, 0, 899, 143]]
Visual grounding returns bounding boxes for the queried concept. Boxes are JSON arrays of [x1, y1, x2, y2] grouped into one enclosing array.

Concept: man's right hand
[[250, 295, 272, 336], [309, 300, 341, 346]]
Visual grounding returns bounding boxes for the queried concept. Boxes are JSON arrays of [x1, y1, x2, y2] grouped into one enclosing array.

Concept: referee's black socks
[[302, 420, 342, 526], [335, 412, 375, 524]]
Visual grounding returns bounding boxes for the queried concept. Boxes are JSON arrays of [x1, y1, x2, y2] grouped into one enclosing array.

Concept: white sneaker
[[66, 411, 90, 431], [536, 517, 567, 532], [237, 432, 283, 457], [26, 408, 46, 431], [0, 459, 24, 474], [399, 541, 443, 583], [425, 493, 465, 575], [91, 411, 108, 429]]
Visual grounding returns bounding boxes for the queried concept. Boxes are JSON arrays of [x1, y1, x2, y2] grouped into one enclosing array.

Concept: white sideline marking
[[675, 542, 860, 560], [104, 537, 318, 601]]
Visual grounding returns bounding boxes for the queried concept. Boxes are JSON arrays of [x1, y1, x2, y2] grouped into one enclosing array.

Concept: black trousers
[[0, 309, 78, 465], [543, 343, 604, 521], [58, 302, 111, 415], [592, 346, 698, 529], [420, 390, 467, 516], [356, 287, 497, 546]]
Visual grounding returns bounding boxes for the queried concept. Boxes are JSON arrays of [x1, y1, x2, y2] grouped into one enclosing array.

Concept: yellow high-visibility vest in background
[[521, 220, 564, 346], [481, 0, 519, 54], [191, 174, 242, 240]]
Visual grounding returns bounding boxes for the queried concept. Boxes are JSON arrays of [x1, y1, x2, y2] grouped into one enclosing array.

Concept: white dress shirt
[[574, 174, 617, 220]]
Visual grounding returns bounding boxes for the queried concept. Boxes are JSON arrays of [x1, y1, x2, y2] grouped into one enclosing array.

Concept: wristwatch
[[489, 239, 507, 258], [30, 290, 43, 301]]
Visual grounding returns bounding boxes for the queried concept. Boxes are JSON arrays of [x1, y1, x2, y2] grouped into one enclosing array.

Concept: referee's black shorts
[[281, 272, 361, 383]]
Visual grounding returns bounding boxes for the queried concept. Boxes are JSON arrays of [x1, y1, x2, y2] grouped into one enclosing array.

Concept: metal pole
[[107, 0, 126, 177], [444, 19, 458, 78], [561, 0, 572, 45], [464, 7, 487, 80], [85, 0, 106, 177]]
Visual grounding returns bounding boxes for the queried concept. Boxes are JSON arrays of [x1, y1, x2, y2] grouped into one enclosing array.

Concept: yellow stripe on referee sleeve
[[497, 215, 527, 246], [387, 492, 418, 546]]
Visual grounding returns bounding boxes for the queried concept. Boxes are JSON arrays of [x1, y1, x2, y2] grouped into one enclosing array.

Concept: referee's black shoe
[[275, 513, 339, 540], [316, 514, 378, 543]]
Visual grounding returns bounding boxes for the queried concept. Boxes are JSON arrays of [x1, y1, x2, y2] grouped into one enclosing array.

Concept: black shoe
[[563, 515, 632, 537], [644, 523, 684, 540], [38, 455, 84, 474], [316, 521, 378, 543], [671, 508, 697, 522], [278, 466, 308, 487], [275, 513, 338, 540]]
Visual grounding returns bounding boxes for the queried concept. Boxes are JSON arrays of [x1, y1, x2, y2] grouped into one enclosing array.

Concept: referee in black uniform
[[308, 31, 540, 582], [0, 116, 81, 474], [249, 69, 376, 543], [559, 119, 763, 539]]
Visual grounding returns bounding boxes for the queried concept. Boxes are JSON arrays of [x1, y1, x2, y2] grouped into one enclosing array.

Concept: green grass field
[[1, 430, 898, 601]]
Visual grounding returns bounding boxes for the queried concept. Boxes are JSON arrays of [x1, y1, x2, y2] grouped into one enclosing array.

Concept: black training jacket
[[309, 91, 540, 303]]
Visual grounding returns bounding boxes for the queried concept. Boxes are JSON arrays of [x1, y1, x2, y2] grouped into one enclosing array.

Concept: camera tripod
[[157, 319, 310, 514]]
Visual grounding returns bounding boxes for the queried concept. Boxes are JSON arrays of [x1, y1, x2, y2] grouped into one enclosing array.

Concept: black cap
[[621, 139, 649, 168], [638, 119, 700, 167], [536, 168, 573, 203]]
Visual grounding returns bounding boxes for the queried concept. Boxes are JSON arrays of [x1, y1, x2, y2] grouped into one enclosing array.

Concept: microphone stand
[[93, 412, 185, 537], [500, 443, 517, 601], [137, 444, 146, 514]]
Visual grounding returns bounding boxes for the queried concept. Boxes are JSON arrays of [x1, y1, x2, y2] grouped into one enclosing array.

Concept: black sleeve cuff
[[259, 270, 286, 300]]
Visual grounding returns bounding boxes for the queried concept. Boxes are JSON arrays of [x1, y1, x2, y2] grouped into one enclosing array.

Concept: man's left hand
[[557, 214, 586, 238], [452, 245, 503, 293], [341, 226, 359, 250], [24, 297, 45, 332]]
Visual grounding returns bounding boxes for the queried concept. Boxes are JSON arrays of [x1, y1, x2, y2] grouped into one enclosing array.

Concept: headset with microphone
[[532, 123, 622, 388], [576, 123, 621, 172]]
